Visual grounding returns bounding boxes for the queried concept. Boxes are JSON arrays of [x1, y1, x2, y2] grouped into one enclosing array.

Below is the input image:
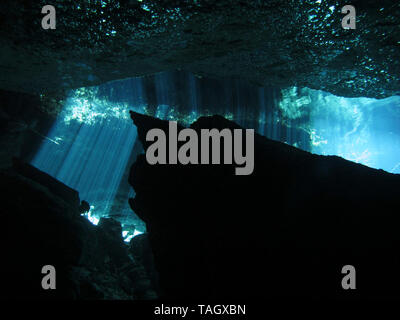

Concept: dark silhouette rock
[[129, 111, 400, 299], [129, 233, 160, 294], [79, 200, 90, 214], [98, 217, 124, 244], [12, 157, 81, 213], [0, 90, 56, 168], [97, 217, 131, 270], [0, 160, 158, 300]]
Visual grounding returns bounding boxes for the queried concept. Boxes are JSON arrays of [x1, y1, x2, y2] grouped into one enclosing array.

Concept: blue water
[[31, 72, 400, 239]]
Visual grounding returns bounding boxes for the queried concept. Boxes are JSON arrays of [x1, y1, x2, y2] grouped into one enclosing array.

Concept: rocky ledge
[[129, 112, 400, 299]]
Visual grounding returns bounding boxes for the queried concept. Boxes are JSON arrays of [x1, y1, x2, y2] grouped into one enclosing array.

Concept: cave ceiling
[[0, 0, 399, 99]]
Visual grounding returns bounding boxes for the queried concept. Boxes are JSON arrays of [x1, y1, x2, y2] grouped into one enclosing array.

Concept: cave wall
[[0, 90, 58, 168], [1, 159, 158, 300], [129, 112, 400, 299]]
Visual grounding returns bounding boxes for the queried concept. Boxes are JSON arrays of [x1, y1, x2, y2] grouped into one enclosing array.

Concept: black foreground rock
[[129, 111, 400, 299], [1, 0, 399, 98], [0, 158, 158, 300]]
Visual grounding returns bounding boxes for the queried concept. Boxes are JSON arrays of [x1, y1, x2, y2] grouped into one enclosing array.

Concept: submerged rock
[[0, 159, 158, 300], [129, 112, 400, 299], [0, 1, 399, 98], [129, 233, 159, 295]]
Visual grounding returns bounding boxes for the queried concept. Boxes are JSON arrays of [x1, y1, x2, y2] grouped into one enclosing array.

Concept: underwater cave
[[1, 0, 400, 304], [30, 72, 400, 238]]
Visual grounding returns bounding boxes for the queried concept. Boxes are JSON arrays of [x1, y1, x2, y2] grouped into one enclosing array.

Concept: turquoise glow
[[279, 88, 400, 173], [31, 72, 400, 239]]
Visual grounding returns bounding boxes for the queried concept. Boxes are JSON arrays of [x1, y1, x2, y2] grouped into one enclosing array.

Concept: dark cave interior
[[1, 0, 400, 302]]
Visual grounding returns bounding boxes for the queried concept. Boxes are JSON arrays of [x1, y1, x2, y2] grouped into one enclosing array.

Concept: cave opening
[[28, 71, 400, 241]]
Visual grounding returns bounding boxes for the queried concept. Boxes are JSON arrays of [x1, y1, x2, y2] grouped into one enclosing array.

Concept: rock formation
[[129, 111, 400, 299], [0, 0, 399, 98], [0, 158, 158, 300]]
